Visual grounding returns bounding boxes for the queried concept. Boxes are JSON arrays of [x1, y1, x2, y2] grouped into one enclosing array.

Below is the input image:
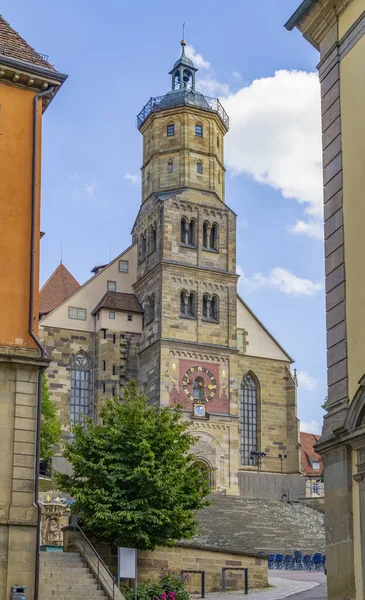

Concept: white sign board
[[118, 547, 137, 579]]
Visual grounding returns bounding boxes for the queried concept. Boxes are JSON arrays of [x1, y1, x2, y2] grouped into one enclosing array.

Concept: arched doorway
[[195, 459, 215, 490]]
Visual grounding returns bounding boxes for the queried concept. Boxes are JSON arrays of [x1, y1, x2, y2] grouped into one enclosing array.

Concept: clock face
[[194, 404, 206, 418], [182, 366, 217, 402]]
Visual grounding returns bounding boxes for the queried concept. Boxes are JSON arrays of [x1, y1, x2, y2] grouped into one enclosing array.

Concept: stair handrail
[[72, 522, 122, 600]]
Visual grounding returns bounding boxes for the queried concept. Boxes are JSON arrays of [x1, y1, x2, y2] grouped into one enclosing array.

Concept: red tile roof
[[300, 431, 323, 477], [91, 292, 143, 315], [39, 264, 80, 317], [0, 15, 54, 69]]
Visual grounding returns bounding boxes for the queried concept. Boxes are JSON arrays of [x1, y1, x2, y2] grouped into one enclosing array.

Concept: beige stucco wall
[[237, 297, 290, 361], [339, 0, 365, 39], [97, 308, 142, 334], [340, 33, 365, 402], [40, 244, 137, 332]]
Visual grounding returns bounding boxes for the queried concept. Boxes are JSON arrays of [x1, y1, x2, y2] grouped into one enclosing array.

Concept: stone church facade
[[40, 43, 302, 498]]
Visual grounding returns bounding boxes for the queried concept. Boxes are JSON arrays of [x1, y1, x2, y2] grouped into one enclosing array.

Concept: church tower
[[133, 41, 241, 493]]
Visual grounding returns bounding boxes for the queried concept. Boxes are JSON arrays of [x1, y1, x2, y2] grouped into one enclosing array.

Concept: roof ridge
[[0, 14, 54, 69]]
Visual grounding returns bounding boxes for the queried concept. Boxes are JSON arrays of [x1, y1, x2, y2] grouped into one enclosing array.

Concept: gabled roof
[[39, 263, 80, 317], [0, 15, 55, 69], [300, 432, 323, 476], [237, 294, 294, 363], [91, 292, 143, 315]]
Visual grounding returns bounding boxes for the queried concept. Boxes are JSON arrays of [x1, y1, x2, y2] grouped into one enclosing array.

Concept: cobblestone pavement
[[201, 573, 322, 600]]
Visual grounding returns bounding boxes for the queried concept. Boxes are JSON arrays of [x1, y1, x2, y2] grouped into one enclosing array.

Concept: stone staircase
[[39, 551, 107, 599], [185, 494, 326, 556]]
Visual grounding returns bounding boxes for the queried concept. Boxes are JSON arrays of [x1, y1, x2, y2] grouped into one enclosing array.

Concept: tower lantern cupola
[[169, 40, 197, 91]]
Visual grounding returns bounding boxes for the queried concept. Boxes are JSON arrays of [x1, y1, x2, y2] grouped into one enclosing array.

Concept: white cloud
[[66, 172, 80, 182], [300, 420, 322, 435], [124, 172, 140, 185], [232, 71, 241, 79], [289, 220, 323, 240], [84, 183, 97, 197], [238, 266, 323, 297], [297, 370, 317, 391], [185, 45, 210, 69], [222, 70, 323, 236], [198, 77, 231, 97]]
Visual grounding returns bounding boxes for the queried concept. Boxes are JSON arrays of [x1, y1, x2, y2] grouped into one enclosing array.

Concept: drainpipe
[[30, 85, 55, 600]]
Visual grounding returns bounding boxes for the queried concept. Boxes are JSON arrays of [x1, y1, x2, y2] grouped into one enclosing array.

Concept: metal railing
[[136, 93, 230, 130], [72, 523, 120, 600]]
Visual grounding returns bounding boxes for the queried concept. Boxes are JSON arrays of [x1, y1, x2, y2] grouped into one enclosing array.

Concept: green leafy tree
[[55, 382, 210, 550], [40, 373, 62, 461]]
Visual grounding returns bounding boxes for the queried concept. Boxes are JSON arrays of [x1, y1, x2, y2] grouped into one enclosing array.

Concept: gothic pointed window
[[70, 352, 91, 429], [240, 374, 258, 466]]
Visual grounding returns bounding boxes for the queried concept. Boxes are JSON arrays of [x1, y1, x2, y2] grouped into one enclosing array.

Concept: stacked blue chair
[[303, 555, 313, 571], [293, 551, 304, 570], [284, 555, 293, 570], [268, 554, 275, 569], [313, 553, 323, 571], [275, 554, 285, 570]]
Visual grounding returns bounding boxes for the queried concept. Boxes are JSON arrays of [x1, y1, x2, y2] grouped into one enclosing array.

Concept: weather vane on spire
[[181, 22, 186, 46]]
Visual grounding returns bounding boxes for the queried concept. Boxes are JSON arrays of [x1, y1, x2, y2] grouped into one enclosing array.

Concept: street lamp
[[250, 451, 267, 473], [278, 453, 288, 475]]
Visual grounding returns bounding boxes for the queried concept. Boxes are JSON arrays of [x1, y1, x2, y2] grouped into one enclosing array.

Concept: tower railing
[[136, 93, 230, 130]]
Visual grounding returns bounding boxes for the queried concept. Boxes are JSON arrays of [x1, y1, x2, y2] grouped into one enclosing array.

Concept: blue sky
[[3, 0, 326, 433]]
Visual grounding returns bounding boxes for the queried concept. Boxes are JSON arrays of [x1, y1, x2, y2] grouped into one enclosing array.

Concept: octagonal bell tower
[[137, 41, 229, 205]]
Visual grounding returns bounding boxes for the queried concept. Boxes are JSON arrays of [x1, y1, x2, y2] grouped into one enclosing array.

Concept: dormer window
[[195, 124, 203, 137], [167, 124, 174, 137]]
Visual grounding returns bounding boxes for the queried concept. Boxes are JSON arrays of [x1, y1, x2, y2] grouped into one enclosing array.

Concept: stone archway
[[191, 431, 226, 490], [195, 458, 215, 490]]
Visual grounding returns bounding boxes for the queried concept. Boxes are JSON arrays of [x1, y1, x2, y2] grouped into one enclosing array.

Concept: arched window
[[180, 290, 187, 316], [150, 223, 157, 253], [187, 292, 196, 317], [180, 291, 196, 318], [187, 219, 196, 246], [193, 376, 205, 400], [202, 294, 209, 319], [210, 295, 219, 321], [240, 374, 258, 466], [203, 222, 208, 249], [149, 294, 155, 323], [147, 171, 151, 183], [168, 160, 173, 174], [197, 161, 203, 175], [141, 232, 147, 260], [218, 171, 221, 184], [210, 223, 219, 251], [217, 135, 220, 148], [181, 217, 188, 245], [70, 352, 91, 428]]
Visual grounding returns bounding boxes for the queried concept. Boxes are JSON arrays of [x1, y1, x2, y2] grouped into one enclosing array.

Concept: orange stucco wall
[[0, 83, 42, 348]]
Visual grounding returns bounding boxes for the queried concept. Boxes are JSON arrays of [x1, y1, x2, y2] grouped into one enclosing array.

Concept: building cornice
[[0, 54, 67, 111], [288, 0, 352, 49]]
